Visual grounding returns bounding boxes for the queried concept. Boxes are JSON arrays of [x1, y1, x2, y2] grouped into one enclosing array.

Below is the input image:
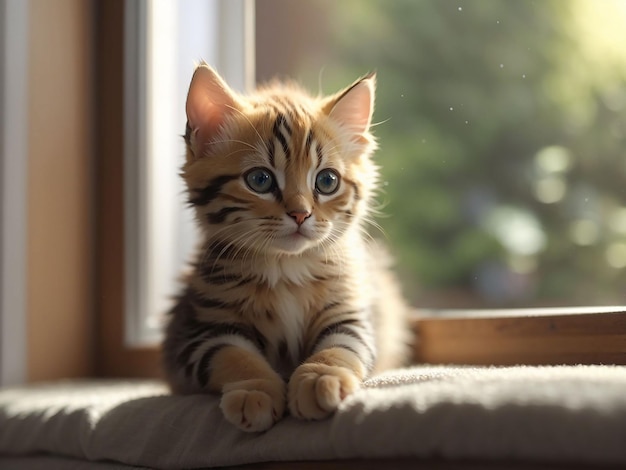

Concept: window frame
[[96, 0, 159, 378], [0, 0, 28, 386]]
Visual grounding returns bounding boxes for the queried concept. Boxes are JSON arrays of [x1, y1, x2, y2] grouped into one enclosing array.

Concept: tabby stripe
[[312, 318, 375, 365], [330, 344, 360, 357], [208, 298, 242, 310], [189, 174, 239, 206], [319, 301, 342, 314], [219, 194, 249, 204], [233, 276, 255, 288], [197, 263, 225, 283], [273, 114, 290, 159], [196, 345, 227, 387], [184, 320, 267, 353], [295, 103, 312, 120], [268, 101, 286, 116], [315, 141, 324, 169], [344, 177, 361, 201], [311, 301, 343, 324], [281, 113, 293, 135], [267, 139, 276, 168], [177, 339, 206, 368], [204, 240, 237, 261], [330, 325, 365, 345], [189, 291, 242, 311], [251, 326, 268, 352], [207, 206, 245, 224], [272, 185, 284, 203], [199, 272, 254, 289], [313, 318, 360, 350], [278, 340, 288, 358], [183, 121, 192, 145], [200, 272, 240, 285], [304, 131, 313, 159], [185, 334, 265, 387], [184, 362, 195, 379]]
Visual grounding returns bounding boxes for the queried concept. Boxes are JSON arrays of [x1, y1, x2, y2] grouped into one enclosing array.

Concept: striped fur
[[163, 64, 411, 432]]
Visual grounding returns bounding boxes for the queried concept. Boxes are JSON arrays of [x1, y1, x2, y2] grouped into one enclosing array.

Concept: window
[[97, 0, 625, 375], [256, 0, 626, 310], [123, 0, 254, 346]]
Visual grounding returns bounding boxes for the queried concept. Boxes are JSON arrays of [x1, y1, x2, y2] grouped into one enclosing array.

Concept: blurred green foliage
[[286, 0, 626, 307]]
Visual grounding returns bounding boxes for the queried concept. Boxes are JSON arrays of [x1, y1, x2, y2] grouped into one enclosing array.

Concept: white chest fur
[[254, 255, 322, 374]]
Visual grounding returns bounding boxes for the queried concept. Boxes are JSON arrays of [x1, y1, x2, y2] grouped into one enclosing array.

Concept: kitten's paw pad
[[220, 379, 285, 432], [220, 389, 276, 432], [288, 364, 360, 420]]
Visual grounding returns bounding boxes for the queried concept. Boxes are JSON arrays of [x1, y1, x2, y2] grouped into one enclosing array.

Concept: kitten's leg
[[165, 307, 286, 432], [288, 320, 374, 420], [170, 339, 285, 432], [209, 346, 286, 432]]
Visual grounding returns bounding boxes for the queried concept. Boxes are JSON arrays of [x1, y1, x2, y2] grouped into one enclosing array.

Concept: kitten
[[162, 63, 411, 432]]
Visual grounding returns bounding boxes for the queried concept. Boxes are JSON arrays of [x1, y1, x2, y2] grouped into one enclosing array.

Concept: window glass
[[256, 0, 626, 308]]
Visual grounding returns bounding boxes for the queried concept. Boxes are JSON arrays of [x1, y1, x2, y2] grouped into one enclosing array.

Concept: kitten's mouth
[[285, 231, 309, 243], [270, 229, 313, 254]]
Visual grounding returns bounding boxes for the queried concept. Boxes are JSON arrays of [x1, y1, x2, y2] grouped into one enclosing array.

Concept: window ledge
[[413, 306, 626, 366]]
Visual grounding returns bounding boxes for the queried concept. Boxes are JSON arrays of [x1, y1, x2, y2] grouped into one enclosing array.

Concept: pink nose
[[288, 210, 311, 226]]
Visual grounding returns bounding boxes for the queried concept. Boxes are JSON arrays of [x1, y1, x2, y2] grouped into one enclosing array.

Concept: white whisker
[[223, 104, 272, 157], [207, 138, 257, 152]]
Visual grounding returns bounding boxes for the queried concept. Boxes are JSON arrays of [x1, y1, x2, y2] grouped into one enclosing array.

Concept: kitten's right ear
[[185, 64, 240, 157]]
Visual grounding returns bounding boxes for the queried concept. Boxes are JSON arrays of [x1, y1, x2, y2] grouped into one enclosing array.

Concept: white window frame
[[124, 0, 255, 346], [0, 0, 29, 386]]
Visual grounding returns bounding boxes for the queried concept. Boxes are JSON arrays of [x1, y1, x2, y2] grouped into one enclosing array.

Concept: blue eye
[[245, 168, 275, 193], [315, 169, 340, 195]]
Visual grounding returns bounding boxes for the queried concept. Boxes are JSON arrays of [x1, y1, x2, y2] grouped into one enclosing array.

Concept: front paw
[[288, 363, 360, 420], [220, 379, 286, 432]]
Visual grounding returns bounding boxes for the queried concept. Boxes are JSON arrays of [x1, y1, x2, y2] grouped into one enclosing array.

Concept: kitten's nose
[[288, 210, 311, 226]]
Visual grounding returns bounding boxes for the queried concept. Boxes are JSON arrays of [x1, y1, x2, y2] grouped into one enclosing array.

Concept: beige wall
[[26, 0, 94, 381]]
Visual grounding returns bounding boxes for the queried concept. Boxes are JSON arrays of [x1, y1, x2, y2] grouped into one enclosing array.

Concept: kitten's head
[[183, 64, 378, 256]]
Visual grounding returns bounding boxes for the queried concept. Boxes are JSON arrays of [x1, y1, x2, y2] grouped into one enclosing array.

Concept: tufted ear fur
[[327, 73, 375, 139], [185, 63, 240, 157]]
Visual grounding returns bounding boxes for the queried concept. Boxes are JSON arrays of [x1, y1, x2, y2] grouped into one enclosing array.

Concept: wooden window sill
[[412, 306, 626, 366]]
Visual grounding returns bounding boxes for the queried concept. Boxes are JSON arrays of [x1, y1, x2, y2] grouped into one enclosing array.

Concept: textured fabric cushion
[[1, 366, 626, 469]]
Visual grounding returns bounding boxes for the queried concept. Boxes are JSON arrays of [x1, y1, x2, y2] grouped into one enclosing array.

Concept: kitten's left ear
[[327, 73, 376, 139]]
